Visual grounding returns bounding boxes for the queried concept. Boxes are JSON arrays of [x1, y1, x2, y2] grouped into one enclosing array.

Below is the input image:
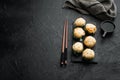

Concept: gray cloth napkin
[[64, 0, 117, 20]]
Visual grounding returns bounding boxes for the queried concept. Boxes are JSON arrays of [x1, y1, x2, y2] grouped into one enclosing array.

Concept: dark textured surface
[[0, 0, 120, 80]]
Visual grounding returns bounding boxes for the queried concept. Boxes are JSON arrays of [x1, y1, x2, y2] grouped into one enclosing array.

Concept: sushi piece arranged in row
[[72, 17, 97, 61]]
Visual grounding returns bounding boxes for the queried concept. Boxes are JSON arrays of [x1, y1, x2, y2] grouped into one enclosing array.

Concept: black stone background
[[0, 0, 120, 80]]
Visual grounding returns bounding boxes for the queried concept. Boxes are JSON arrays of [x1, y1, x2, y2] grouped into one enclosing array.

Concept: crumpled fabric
[[64, 0, 117, 20]]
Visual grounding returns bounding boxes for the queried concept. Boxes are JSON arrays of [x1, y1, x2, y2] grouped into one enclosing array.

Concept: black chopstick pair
[[60, 20, 68, 67]]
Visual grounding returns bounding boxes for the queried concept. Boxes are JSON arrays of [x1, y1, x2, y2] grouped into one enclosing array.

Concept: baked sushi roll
[[85, 23, 97, 34], [74, 18, 86, 27], [84, 36, 96, 48], [82, 48, 95, 60], [72, 42, 84, 54], [73, 27, 85, 39]]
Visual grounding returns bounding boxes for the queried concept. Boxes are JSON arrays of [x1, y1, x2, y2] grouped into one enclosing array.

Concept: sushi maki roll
[[82, 48, 95, 60], [73, 27, 85, 39], [72, 42, 84, 54], [84, 36, 96, 48], [74, 18, 86, 27], [85, 23, 97, 34]]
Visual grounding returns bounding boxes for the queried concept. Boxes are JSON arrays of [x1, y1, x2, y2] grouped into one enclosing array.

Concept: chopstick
[[60, 19, 68, 67], [60, 20, 66, 66], [65, 20, 68, 64]]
